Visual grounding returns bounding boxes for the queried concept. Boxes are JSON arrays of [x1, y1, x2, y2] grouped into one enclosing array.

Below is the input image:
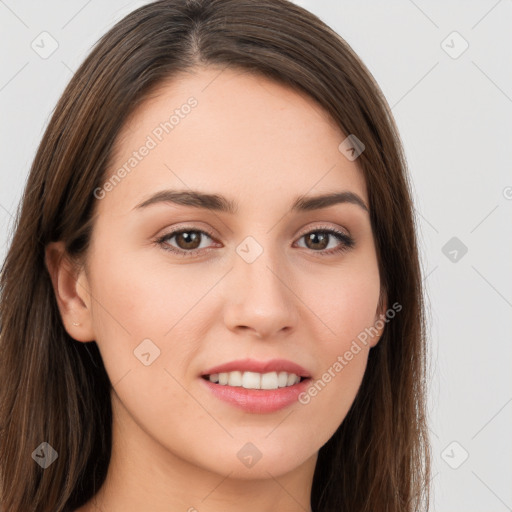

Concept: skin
[[46, 66, 386, 512]]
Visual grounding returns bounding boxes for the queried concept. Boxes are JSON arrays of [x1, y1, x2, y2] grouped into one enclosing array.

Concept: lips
[[200, 358, 312, 413], [201, 358, 311, 378]]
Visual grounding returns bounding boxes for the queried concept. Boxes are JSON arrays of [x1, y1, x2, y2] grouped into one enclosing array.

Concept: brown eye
[[173, 231, 203, 250], [303, 232, 329, 250], [157, 228, 216, 256], [156, 226, 354, 258], [296, 228, 355, 254]]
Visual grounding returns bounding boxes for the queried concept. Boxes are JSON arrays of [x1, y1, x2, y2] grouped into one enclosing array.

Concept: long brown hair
[[0, 0, 431, 510]]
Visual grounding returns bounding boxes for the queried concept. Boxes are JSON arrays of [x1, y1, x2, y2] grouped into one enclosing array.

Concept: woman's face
[[76, 66, 384, 479]]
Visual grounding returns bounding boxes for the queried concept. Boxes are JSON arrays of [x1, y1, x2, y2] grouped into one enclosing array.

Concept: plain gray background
[[1, 1, 511, 510]]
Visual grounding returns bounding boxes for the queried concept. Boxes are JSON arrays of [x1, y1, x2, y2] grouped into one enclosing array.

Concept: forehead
[[98, 66, 368, 215]]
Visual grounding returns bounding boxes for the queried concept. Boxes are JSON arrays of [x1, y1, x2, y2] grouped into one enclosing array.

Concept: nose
[[222, 245, 299, 340]]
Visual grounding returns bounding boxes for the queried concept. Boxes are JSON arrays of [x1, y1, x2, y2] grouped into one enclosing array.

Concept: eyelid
[[296, 223, 350, 239], [155, 223, 218, 242], [157, 222, 351, 241]]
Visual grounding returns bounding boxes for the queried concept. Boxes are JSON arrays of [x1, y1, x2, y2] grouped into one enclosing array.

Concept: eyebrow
[[133, 189, 369, 214]]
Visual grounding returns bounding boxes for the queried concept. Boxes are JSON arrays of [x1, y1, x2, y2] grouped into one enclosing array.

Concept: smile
[[203, 370, 304, 390], [200, 358, 312, 413]]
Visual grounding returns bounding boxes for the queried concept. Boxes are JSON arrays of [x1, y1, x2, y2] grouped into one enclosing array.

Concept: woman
[[0, 0, 431, 511]]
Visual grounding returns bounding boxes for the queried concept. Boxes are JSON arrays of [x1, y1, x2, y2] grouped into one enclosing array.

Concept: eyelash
[[155, 225, 355, 258]]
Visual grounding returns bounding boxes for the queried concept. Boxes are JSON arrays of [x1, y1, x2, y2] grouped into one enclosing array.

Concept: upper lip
[[201, 358, 311, 378]]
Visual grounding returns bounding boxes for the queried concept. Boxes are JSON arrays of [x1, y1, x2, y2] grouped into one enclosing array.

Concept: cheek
[[303, 256, 381, 346], [296, 303, 374, 452], [85, 249, 168, 377], [87, 252, 214, 453], [90, 241, 224, 323], [296, 344, 369, 456], [293, 257, 380, 437], [86, 246, 222, 382]]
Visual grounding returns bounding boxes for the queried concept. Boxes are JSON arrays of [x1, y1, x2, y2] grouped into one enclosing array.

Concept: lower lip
[[200, 377, 311, 413]]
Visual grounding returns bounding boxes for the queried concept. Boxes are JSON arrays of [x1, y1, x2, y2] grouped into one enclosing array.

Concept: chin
[[190, 437, 317, 480]]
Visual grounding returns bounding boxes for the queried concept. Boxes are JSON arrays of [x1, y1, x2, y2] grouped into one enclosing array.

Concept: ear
[[368, 288, 388, 348], [45, 241, 95, 342]]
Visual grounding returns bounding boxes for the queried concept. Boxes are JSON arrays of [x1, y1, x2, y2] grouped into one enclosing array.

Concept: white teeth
[[206, 370, 302, 389], [277, 371, 288, 387], [261, 371, 278, 390], [228, 370, 242, 387], [286, 373, 298, 386], [242, 371, 261, 389]]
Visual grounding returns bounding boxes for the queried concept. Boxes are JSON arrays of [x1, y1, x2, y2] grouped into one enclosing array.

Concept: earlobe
[[45, 241, 95, 342]]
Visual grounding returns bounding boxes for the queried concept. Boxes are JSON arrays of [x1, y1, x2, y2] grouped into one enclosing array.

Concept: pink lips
[[200, 358, 311, 414], [201, 358, 311, 378]]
